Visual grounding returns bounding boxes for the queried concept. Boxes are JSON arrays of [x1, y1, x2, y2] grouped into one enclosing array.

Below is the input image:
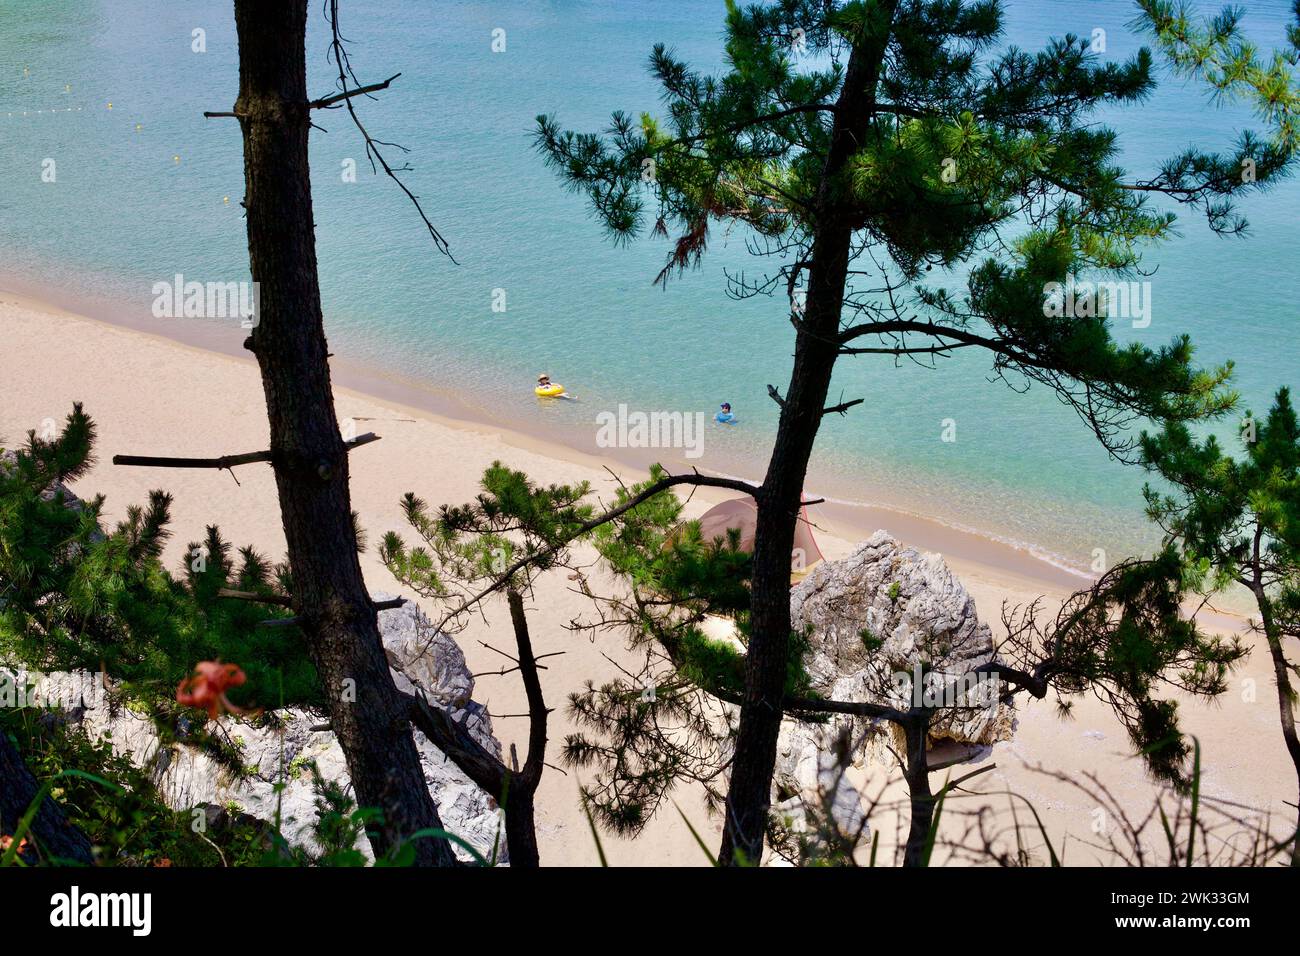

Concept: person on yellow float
[[535, 373, 565, 397]]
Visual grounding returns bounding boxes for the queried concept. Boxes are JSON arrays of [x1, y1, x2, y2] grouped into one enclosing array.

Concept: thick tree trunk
[[718, 3, 898, 866], [717, 261, 842, 867], [502, 788, 539, 868], [901, 716, 934, 867], [230, 0, 454, 865], [0, 730, 95, 865]]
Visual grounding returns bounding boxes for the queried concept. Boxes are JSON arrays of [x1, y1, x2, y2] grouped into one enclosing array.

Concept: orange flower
[[0, 834, 27, 855], [176, 661, 249, 720], [154, 857, 173, 867]]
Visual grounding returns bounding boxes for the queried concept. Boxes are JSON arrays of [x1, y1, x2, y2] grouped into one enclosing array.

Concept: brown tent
[[689, 497, 823, 578]]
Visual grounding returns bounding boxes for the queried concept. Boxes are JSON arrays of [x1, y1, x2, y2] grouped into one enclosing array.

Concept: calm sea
[[2, 0, 1297, 574]]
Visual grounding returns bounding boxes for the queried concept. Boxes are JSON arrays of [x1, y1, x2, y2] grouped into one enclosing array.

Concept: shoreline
[[0, 277, 1104, 598], [1, 283, 1279, 865]]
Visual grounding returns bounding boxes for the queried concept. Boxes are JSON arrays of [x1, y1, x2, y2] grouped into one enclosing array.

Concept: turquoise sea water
[[1, 0, 1297, 573]]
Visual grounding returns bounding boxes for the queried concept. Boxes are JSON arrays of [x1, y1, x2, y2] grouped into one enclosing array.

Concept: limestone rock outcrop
[[772, 532, 1015, 848], [2, 597, 504, 862]]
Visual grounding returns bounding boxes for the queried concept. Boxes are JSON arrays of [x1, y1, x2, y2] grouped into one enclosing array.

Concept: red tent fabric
[[691, 497, 823, 568]]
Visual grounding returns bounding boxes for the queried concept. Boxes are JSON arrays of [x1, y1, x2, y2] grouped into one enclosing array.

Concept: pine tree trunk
[[230, 0, 455, 866], [0, 730, 95, 865], [498, 588, 545, 867], [1254, 588, 1300, 866], [718, 2, 898, 866], [503, 789, 539, 868], [717, 273, 841, 866], [901, 716, 934, 867], [406, 589, 543, 865]]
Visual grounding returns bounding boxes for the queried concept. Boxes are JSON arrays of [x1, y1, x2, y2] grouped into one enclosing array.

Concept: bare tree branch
[[112, 432, 380, 470], [326, 0, 455, 260], [310, 72, 400, 109]]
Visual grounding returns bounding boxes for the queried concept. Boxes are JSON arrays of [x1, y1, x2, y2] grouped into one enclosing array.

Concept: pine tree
[[202, 0, 459, 863], [382, 463, 601, 866], [536, 0, 1288, 863], [1142, 389, 1300, 865], [553, 468, 1241, 864], [0, 406, 319, 710]]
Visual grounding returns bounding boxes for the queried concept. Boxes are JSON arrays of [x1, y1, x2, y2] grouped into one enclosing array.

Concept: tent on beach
[[689, 496, 824, 581], [684, 496, 824, 653]]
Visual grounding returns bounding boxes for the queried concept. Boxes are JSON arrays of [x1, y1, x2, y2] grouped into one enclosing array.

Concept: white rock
[[788, 531, 1015, 749], [2, 598, 505, 863], [771, 532, 1016, 855]]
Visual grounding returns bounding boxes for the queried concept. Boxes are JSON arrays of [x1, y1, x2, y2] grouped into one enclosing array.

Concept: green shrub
[[0, 405, 321, 711]]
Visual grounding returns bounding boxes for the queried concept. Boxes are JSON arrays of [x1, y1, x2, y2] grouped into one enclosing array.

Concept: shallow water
[[1, 0, 1296, 574]]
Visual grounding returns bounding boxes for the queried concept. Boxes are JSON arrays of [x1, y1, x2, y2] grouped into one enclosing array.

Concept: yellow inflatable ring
[[535, 384, 565, 397]]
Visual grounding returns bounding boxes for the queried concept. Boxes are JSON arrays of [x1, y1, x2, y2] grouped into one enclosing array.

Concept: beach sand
[[2, 289, 1293, 866]]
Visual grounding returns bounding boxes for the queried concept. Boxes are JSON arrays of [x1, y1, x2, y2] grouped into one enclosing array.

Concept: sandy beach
[[2, 288, 1291, 865]]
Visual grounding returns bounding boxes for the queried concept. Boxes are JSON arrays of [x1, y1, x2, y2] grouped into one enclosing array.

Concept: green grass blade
[[403, 827, 491, 867], [1001, 789, 1061, 867], [673, 802, 718, 866], [581, 794, 609, 867], [921, 780, 948, 867]]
